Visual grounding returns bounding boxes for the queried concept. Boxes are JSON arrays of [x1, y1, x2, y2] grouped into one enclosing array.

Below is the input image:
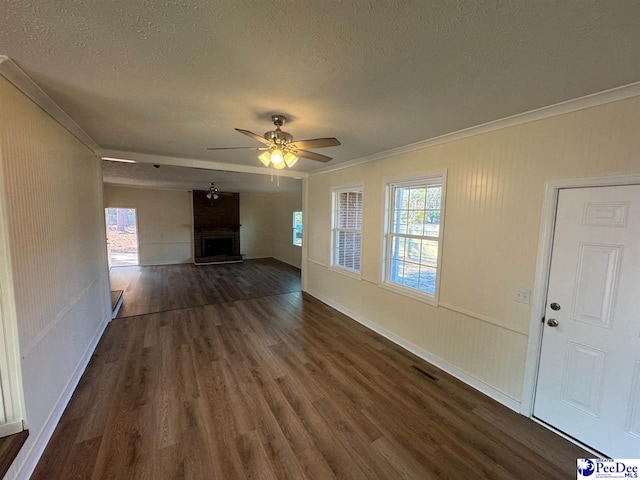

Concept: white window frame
[[381, 171, 446, 305], [330, 185, 364, 279], [292, 211, 303, 247]]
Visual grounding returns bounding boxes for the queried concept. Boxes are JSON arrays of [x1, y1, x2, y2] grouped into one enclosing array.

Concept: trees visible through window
[[292, 211, 303, 246], [331, 188, 363, 273], [385, 176, 444, 300]]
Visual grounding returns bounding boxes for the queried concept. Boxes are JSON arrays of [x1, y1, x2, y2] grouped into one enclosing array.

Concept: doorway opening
[[105, 208, 139, 267]]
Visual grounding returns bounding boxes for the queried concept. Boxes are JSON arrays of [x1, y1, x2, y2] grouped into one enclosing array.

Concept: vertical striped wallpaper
[[0, 76, 110, 479]]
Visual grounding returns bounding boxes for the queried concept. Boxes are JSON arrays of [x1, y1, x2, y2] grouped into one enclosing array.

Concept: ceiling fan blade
[[290, 137, 341, 150], [206, 146, 268, 150], [296, 149, 333, 163], [235, 128, 271, 145]]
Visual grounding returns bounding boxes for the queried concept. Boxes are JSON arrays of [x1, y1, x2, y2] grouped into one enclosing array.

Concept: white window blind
[[331, 188, 363, 273]]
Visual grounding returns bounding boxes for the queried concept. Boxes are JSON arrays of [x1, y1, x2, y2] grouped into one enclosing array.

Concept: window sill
[[329, 265, 362, 281], [378, 282, 439, 307]]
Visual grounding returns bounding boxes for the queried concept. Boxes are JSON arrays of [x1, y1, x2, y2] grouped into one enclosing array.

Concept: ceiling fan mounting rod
[[271, 114, 287, 127]]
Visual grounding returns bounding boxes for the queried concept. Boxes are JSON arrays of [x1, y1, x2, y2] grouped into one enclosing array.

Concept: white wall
[[272, 191, 302, 268], [306, 95, 640, 404], [240, 191, 302, 267], [0, 76, 111, 478], [104, 185, 193, 265], [240, 193, 274, 259]]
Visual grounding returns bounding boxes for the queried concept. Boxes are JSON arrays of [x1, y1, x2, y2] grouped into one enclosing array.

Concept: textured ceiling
[[102, 160, 301, 193], [2, 0, 640, 174]]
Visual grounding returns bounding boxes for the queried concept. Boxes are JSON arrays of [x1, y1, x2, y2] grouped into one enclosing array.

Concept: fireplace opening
[[203, 237, 234, 257]]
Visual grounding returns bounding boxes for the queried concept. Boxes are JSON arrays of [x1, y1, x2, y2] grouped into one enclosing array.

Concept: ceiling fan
[[204, 183, 234, 201], [205, 183, 219, 200], [207, 114, 341, 168]]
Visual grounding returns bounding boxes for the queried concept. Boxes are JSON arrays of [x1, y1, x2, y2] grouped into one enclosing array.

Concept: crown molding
[[0, 55, 100, 153], [0, 55, 307, 178], [311, 80, 640, 176], [4, 54, 639, 179], [99, 149, 309, 179]]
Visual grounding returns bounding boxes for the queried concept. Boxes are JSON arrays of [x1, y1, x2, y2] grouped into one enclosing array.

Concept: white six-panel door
[[534, 185, 640, 457]]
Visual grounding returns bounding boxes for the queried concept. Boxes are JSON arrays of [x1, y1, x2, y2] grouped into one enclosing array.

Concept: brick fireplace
[[192, 190, 242, 264]]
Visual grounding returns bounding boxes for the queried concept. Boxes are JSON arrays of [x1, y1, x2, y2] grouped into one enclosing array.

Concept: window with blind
[[383, 174, 445, 302], [331, 187, 363, 275]]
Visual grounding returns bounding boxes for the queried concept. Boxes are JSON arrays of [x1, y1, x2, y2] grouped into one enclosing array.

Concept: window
[[331, 187, 363, 274], [292, 211, 303, 246], [384, 175, 444, 302]]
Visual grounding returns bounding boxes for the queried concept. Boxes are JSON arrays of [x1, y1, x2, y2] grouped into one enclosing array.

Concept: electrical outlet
[[514, 289, 531, 304]]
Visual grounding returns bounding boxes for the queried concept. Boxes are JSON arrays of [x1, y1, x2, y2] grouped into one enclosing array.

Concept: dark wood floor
[[110, 258, 301, 318], [0, 430, 28, 479], [33, 262, 587, 479]]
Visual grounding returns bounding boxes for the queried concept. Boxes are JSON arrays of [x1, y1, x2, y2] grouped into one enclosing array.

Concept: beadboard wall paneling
[[104, 186, 193, 265], [0, 76, 110, 479], [306, 95, 640, 403]]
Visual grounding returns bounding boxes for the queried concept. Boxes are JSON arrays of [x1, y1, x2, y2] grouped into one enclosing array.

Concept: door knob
[[547, 318, 559, 327]]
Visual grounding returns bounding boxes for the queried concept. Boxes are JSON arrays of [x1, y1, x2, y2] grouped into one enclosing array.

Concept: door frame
[[105, 207, 141, 267], [521, 173, 640, 418], [0, 149, 26, 437]]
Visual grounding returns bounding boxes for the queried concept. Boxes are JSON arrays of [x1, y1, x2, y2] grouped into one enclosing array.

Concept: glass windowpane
[[418, 266, 437, 295], [426, 185, 442, 209], [409, 187, 425, 210], [386, 180, 442, 297]]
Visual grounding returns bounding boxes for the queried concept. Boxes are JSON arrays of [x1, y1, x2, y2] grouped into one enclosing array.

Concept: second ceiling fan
[[207, 115, 340, 169]]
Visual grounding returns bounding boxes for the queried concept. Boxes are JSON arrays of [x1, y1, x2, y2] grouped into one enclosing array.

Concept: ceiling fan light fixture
[[258, 151, 271, 167], [270, 148, 284, 165], [284, 151, 298, 167], [206, 183, 220, 200], [206, 114, 340, 170]]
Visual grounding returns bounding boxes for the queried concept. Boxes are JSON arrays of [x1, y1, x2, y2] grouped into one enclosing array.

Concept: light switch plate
[[514, 289, 531, 304]]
